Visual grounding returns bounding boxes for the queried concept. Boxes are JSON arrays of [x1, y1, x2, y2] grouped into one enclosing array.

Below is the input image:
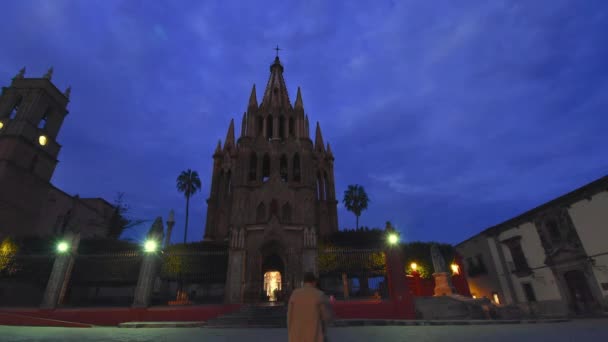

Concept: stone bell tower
[[203, 56, 339, 303], [0, 67, 71, 237]]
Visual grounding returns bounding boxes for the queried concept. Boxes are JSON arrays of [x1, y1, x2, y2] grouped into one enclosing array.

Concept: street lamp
[[387, 233, 400, 245], [56, 241, 69, 254], [451, 263, 460, 275], [144, 239, 158, 253], [410, 262, 418, 271]]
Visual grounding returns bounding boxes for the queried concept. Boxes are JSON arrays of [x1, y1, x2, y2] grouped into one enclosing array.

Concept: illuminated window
[[492, 292, 500, 304]]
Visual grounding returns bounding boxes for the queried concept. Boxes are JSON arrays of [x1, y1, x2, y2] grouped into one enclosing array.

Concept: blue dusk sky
[[1, 0, 606, 244]]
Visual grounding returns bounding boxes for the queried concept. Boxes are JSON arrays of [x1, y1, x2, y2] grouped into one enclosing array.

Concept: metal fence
[[318, 248, 389, 299], [62, 251, 143, 307], [151, 250, 229, 305], [0, 253, 55, 307]]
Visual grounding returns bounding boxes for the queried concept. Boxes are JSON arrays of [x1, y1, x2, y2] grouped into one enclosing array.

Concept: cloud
[[1, 0, 606, 244]]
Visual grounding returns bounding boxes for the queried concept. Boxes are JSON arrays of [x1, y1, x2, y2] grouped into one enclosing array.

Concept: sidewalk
[[117, 318, 570, 328]]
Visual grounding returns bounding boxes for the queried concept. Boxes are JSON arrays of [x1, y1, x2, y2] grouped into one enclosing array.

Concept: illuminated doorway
[[264, 271, 282, 302]]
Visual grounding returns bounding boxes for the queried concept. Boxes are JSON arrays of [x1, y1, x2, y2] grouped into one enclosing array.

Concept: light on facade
[[144, 240, 158, 253], [38, 135, 48, 146], [451, 263, 460, 275], [410, 262, 418, 271], [387, 233, 399, 245], [0, 121, 4, 129], [56, 241, 69, 253]]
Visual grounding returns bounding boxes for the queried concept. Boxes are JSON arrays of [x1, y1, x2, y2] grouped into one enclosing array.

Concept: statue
[[431, 244, 447, 273], [430, 244, 455, 296], [64, 86, 72, 99], [147, 216, 164, 241], [43, 67, 54, 80], [13, 67, 25, 80]]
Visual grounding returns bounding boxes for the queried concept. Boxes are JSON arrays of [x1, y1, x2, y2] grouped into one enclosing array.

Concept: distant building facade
[[0, 68, 114, 241], [457, 176, 608, 317], [203, 56, 339, 302]]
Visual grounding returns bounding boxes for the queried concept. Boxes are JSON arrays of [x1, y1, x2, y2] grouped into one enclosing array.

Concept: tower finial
[[13, 67, 25, 81], [274, 45, 281, 57], [294, 86, 304, 110], [224, 118, 235, 149], [43, 67, 54, 80], [315, 122, 325, 151], [248, 84, 258, 108]]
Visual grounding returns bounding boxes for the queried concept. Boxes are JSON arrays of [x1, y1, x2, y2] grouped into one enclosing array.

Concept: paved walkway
[[1, 319, 607, 341]]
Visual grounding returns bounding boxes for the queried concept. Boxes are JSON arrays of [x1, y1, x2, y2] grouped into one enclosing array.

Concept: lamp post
[[164, 209, 175, 248]]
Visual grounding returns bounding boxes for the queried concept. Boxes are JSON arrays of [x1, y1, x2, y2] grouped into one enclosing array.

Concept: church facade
[[0, 69, 114, 241], [203, 56, 339, 303]]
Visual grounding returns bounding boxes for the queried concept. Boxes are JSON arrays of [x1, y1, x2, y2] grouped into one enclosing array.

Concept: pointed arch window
[[289, 117, 295, 137], [9, 96, 22, 120], [279, 115, 285, 139], [267, 115, 274, 139], [282, 203, 292, 223], [218, 171, 225, 201], [262, 154, 270, 182], [39, 109, 50, 129], [280, 155, 288, 182], [256, 202, 266, 223], [257, 116, 264, 135], [226, 171, 232, 195], [249, 152, 257, 181], [324, 171, 330, 200], [270, 199, 279, 218], [29, 154, 38, 172], [316, 172, 323, 201], [292, 153, 301, 182]]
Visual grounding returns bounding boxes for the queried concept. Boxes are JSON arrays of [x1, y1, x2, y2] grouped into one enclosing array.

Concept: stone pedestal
[[433, 272, 455, 296], [40, 232, 80, 309]]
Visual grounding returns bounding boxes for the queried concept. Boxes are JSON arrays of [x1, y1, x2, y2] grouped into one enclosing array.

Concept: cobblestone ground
[[1, 319, 607, 342]]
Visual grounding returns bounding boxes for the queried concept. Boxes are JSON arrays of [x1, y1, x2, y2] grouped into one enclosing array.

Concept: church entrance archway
[[564, 270, 597, 314], [262, 253, 284, 302]]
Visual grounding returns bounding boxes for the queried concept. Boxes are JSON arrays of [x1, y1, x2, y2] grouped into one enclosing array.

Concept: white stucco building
[[456, 175, 608, 317]]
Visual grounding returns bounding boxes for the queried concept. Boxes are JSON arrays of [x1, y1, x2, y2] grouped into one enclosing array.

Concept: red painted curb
[[0, 312, 93, 328]]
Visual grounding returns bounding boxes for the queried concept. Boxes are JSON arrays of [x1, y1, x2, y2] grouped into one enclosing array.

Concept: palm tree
[[342, 184, 370, 230], [176, 169, 202, 244]]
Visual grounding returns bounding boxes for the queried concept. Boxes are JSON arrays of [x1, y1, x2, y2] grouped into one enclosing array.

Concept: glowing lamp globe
[[451, 263, 460, 275], [56, 241, 69, 253], [410, 262, 418, 271], [387, 233, 400, 245], [144, 240, 158, 253], [0, 121, 4, 129], [38, 135, 48, 146]]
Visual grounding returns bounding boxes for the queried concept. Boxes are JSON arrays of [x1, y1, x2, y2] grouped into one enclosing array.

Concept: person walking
[[287, 272, 334, 342]]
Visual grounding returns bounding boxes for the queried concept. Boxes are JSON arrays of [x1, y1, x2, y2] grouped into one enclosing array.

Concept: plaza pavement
[[1, 318, 607, 342]]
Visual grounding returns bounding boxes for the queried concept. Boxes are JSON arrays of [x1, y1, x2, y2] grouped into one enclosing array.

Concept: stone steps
[[205, 304, 287, 328]]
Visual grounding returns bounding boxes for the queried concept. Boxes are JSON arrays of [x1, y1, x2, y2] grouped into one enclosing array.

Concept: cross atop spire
[[274, 45, 281, 57]]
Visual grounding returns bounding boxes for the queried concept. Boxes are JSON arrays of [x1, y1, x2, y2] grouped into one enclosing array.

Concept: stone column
[[225, 227, 246, 303], [132, 217, 164, 308], [40, 232, 80, 309]]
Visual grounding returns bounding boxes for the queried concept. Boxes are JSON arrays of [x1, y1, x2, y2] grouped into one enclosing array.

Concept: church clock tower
[[204, 56, 339, 303], [0, 67, 71, 236]]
